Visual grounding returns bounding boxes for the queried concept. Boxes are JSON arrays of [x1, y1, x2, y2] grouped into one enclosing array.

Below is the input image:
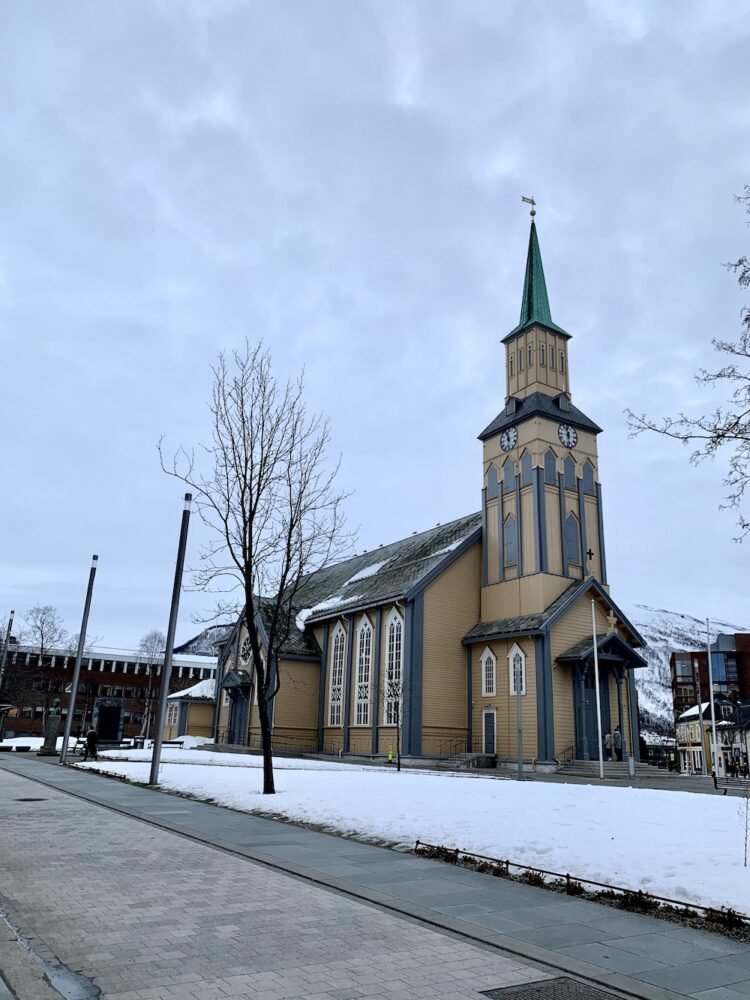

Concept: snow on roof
[[167, 679, 216, 701], [344, 561, 388, 585], [678, 702, 710, 721]]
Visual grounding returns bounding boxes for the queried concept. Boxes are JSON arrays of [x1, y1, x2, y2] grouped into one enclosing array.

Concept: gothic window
[[560, 350, 566, 374], [539, 344, 546, 366], [518, 348, 524, 372], [527, 344, 534, 367], [487, 464, 498, 499], [503, 459, 515, 493], [509, 353, 514, 378], [481, 648, 496, 696], [583, 461, 595, 494], [503, 514, 517, 567], [384, 611, 403, 726], [328, 624, 346, 727], [544, 450, 557, 485], [521, 451, 533, 486], [565, 513, 581, 565], [549, 347, 555, 370], [355, 618, 372, 726], [564, 456, 576, 489], [240, 635, 251, 663], [508, 644, 526, 696]]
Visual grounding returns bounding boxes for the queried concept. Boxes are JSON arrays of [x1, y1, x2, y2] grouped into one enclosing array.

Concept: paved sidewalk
[[1, 756, 748, 1000]]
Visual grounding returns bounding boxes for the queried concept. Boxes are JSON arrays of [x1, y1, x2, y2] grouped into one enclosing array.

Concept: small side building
[[163, 679, 215, 742]]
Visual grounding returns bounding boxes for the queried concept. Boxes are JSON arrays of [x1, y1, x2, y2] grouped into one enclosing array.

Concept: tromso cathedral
[[215, 220, 646, 766]]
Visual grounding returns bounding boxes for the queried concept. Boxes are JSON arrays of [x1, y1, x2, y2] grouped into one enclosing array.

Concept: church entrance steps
[[558, 759, 659, 779]]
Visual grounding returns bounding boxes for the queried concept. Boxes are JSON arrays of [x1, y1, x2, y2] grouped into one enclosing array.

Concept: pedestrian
[[603, 730, 612, 760], [83, 727, 98, 762], [613, 725, 623, 762]]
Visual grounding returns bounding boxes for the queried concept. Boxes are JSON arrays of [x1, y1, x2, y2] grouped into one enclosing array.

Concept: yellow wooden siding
[[471, 638, 538, 759], [422, 543, 481, 734], [274, 659, 319, 731], [186, 702, 214, 738], [552, 663, 576, 758], [348, 730, 371, 754], [323, 727, 343, 752]]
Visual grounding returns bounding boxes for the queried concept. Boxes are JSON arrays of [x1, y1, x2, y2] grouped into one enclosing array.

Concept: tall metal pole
[[706, 619, 720, 778], [149, 494, 192, 786], [692, 655, 707, 775], [591, 600, 604, 779], [516, 654, 523, 780], [0, 609, 15, 698], [60, 556, 99, 764]]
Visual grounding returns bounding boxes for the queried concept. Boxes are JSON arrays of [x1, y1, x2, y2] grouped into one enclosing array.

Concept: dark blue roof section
[[479, 391, 602, 442]]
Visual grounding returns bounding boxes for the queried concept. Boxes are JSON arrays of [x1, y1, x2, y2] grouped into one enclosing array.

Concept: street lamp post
[[149, 494, 192, 786], [706, 619, 720, 778], [0, 609, 15, 697], [60, 556, 99, 764]]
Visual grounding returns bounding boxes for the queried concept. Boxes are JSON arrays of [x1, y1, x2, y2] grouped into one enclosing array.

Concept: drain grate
[[481, 978, 619, 1000], [14, 797, 47, 802]]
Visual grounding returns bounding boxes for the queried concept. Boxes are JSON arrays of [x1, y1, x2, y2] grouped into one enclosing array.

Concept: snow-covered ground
[[73, 751, 750, 914]]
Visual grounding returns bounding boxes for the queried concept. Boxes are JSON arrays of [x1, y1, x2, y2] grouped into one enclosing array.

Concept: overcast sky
[[1, 1, 749, 651]]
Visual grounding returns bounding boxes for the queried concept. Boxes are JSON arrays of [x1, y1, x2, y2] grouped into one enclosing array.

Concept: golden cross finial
[[521, 195, 536, 218]]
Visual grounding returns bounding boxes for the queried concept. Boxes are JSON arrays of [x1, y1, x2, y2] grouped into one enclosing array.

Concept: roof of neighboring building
[[479, 391, 602, 442], [294, 513, 482, 626], [167, 679, 215, 702], [464, 576, 644, 650]]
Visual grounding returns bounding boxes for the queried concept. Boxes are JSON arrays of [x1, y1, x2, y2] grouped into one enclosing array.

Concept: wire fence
[[414, 839, 750, 934]]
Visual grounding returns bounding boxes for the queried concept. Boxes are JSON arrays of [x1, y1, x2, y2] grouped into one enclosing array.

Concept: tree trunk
[[257, 687, 276, 794]]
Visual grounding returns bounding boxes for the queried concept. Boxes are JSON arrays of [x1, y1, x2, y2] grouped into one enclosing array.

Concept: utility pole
[[515, 653, 523, 780], [0, 609, 15, 698], [60, 556, 98, 764], [149, 494, 192, 786]]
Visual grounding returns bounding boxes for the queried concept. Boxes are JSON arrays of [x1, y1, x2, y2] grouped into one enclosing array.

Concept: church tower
[[479, 213, 608, 624]]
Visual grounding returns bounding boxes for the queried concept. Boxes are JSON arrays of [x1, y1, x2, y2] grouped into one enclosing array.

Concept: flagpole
[[592, 600, 604, 780]]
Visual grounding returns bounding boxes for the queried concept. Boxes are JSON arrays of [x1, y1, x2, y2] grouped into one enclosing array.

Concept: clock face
[[500, 426, 518, 452], [558, 423, 578, 448]]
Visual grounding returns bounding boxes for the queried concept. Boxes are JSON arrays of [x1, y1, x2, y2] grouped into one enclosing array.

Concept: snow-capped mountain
[[627, 604, 750, 735], [174, 624, 233, 657]]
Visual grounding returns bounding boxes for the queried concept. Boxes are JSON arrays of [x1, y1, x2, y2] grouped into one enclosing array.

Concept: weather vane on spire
[[521, 195, 536, 218]]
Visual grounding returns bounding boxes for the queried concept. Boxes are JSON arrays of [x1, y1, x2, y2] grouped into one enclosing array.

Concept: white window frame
[[481, 647, 496, 697], [355, 616, 372, 726], [328, 624, 346, 727], [384, 609, 403, 727], [507, 643, 526, 696], [166, 703, 178, 726]]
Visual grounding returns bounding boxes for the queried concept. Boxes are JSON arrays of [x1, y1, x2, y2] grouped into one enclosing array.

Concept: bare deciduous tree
[[138, 629, 166, 738], [24, 605, 68, 725], [627, 187, 750, 535], [160, 341, 350, 794]]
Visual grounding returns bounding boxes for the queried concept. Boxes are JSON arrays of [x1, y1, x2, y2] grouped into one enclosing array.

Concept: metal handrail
[[435, 736, 468, 760]]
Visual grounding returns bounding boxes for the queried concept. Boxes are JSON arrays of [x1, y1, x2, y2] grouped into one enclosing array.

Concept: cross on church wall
[[606, 610, 618, 633]]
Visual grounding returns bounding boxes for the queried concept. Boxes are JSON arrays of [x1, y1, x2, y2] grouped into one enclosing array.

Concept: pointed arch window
[[481, 647, 496, 697], [521, 451, 533, 487], [503, 514, 518, 567], [328, 624, 346, 727], [583, 461, 596, 494], [384, 611, 403, 726], [544, 450, 557, 485], [503, 460, 515, 493], [564, 456, 576, 489], [565, 512, 581, 565], [539, 344, 546, 367], [528, 344, 534, 367], [549, 347, 556, 370], [487, 464, 499, 500], [508, 643, 526, 696], [355, 618, 372, 726], [518, 348, 524, 372]]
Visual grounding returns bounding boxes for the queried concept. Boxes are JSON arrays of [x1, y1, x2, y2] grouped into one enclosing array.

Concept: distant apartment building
[[670, 633, 750, 724], [0, 643, 216, 740]]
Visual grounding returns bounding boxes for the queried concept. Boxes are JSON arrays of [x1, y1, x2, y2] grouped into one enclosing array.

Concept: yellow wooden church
[[214, 218, 646, 767]]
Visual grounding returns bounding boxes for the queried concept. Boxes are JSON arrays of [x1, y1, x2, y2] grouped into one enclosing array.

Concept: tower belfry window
[[503, 460, 515, 492], [565, 513, 581, 565], [504, 514, 518, 567], [539, 344, 546, 366], [564, 456, 576, 489], [560, 351, 565, 374], [518, 349, 524, 372], [521, 451, 532, 486], [544, 450, 557, 484], [509, 354, 514, 378], [528, 345, 534, 367], [550, 349, 555, 370]]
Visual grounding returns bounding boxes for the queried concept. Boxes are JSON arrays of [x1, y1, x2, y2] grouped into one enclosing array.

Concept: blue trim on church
[[558, 472, 568, 576], [371, 608, 382, 755], [534, 633, 554, 761], [534, 467, 548, 573], [596, 483, 608, 585], [577, 477, 587, 571], [317, 623, 330, 750], [342, 614, 354, 753]]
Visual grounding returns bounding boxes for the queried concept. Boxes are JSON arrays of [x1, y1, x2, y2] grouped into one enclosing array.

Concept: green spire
[[503, 221, 569, 342]]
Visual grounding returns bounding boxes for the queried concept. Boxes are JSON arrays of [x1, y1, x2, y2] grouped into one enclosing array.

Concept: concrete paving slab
[[616, 936, 743, 966], [558, 942, 670, 975], [507, 924, 619, 949], [637, 962, 750, 993]]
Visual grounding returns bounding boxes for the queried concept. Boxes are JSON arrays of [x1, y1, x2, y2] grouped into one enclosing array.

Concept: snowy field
[[69, 748, 750, 914]]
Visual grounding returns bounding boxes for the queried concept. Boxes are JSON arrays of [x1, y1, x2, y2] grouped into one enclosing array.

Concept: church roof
[[478, 391, 602, 442], [556, 633, 647, 668], [502, 221, 570, 343], [296, 512, 482, 626], [463, 576, 644, 649]]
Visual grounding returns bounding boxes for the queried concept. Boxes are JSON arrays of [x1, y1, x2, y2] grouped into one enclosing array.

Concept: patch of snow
[[75, 757, 750, 914], [167, 679, 215, 701], [677, 702, 711, 721], [309, 594, 363, 615], [295, 608, 313, 631], [431, 538, 465, 557], [344, 561, 387, 585]]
